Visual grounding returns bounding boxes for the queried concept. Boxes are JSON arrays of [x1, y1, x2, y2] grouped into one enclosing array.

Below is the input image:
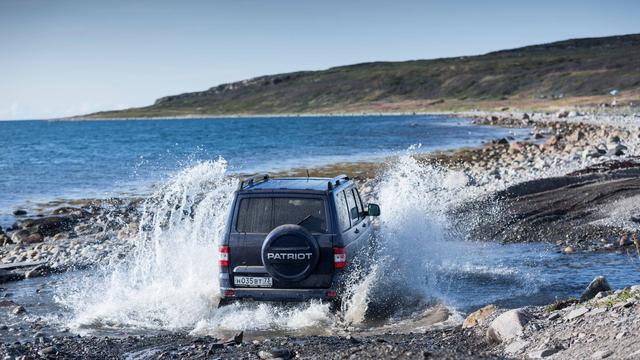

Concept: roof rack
[[327, 174, 350, 190], [238, 173, 270, 190]]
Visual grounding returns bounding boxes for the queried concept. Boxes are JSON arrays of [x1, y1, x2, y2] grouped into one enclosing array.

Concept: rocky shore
[[1, 278, 638, 359], [1, 110, 640, 358], [0, 198, 140, 283]]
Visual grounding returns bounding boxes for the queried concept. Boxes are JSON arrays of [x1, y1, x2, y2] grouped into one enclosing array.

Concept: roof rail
[[238, 173, 270, 190], [327, 174, 350, 190]]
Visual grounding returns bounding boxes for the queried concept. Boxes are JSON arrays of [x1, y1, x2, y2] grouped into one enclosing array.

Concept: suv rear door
[[229, 194, 334, 289]]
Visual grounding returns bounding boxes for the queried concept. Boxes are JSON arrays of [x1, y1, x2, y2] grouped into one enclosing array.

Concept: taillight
[[333, 247, 346, 269], [223, 289, 236, 297], [219, 246, 229, 267]]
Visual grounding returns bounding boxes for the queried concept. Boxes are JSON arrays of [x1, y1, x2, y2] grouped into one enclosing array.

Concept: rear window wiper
[[297, 215, 312, 226]]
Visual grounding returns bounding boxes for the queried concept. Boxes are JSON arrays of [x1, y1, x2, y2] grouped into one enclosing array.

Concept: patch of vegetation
[[80, 34, 640, 118], [596, 287, 635, 308], [544, 298, 579, 313]]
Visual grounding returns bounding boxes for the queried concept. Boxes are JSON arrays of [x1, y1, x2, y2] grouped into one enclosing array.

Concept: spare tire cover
[[261, 224, 320, 282]]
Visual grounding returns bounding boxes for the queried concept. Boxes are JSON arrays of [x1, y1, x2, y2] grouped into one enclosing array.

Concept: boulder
[[52, 207, 89, 217], [567, 130, 585, 142], [12, 305, 26, 315], [528, 348, 559, 358], [462, 304, 497, 328], [509, 142, 524, 153], [582, 146, 603, 159], [52, 232, 71, 241], [544, 135, 559, 146], [591, 350, 613, 359], [16, 216, 77, 237], [0, 233, 12, 246], [619, 234, 633, 247], [10, 229, 31, 243], [486, 309, 531, 343], [74, 223, 104, 236], [258, 349, 293, 360], [564, 306, 589, 320], [580, 276, 611, 302], [12, 209, 27, 216], [504, 340, 529, 355], [607, 143, 627, 156], [26, 233, 44, 244], [25, 264, 49, 279], [556, 111, 569, 118]]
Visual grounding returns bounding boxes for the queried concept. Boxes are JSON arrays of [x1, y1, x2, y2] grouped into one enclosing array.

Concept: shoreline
[[2, 110, 640, 359]]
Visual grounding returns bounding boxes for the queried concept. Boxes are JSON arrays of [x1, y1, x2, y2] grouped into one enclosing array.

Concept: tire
[[261, 224, 320, 283]]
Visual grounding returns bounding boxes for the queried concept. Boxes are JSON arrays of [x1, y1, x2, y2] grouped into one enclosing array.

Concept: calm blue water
[[0, 115, 524, 216]]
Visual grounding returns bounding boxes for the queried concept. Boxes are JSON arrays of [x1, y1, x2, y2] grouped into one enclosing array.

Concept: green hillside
[[81, 34, 640, 118]]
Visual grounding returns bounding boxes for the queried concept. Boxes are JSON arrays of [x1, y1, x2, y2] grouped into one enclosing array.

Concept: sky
[[1, 0, 639, 120]]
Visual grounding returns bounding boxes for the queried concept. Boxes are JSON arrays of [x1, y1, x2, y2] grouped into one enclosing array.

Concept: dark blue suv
[[218, 174, 380, 305]]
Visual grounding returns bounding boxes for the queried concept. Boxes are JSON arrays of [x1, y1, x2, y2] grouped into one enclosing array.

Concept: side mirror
[[366, 203, 380, 217]]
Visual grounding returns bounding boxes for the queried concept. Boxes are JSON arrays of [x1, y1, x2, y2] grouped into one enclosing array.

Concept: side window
[[353, 188, 364, 220], [334, 191, 351, 231], [345, 188, 360, 224]]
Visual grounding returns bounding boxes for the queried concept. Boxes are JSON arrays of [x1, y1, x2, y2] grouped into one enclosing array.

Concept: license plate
[[234, 276, 273, 288]]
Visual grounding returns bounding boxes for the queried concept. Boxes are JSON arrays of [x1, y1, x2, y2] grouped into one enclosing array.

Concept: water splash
[[55, 151, 541, 335], [343, 149, 540, 318], [57, 159, 236, 330]]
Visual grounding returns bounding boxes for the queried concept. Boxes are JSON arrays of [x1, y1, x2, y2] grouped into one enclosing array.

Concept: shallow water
[[2, 242, 638, 341], [2, 157, 637, 342], [0, 115, 525, 217]]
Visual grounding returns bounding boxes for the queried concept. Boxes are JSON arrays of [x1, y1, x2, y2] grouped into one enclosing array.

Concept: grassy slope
[[82, 34, 640, 118]]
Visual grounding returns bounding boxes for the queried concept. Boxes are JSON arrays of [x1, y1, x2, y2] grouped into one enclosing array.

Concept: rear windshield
[[236, 197, 327, 233]]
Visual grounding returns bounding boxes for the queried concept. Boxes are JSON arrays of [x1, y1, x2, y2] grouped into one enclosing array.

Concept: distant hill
[[81, 34, 640, 118]]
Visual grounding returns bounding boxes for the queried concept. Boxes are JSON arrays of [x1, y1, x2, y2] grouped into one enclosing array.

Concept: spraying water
[[57, 160, 236, 330], [55, 152, 542, 336]]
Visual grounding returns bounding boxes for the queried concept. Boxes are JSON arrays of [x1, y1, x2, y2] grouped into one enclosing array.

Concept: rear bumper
[[220, 287, 337, 302]]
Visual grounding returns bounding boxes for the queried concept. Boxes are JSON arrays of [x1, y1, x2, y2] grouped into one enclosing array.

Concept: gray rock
[[528, 347, 559, 358], [26, 233, 44, 244], [52, 232, 71, 241], [10, 230, 31, 244], [504, 340, 529, 355], [591, 350, 613, 359], [583, 146, 604, 159], [564, 307, 589, 320], [567, 130, 585, 142], [581, 276, 611, 302], [12, 305, 26, 315], [0, 233, 12, 246], [38, 346, 57, 356], [606, 143, 627, 156], [486, 309, 531, 343], [25, 264, 49, 279], [74, 223, 104, 236], [258, 348, 293, 359]]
